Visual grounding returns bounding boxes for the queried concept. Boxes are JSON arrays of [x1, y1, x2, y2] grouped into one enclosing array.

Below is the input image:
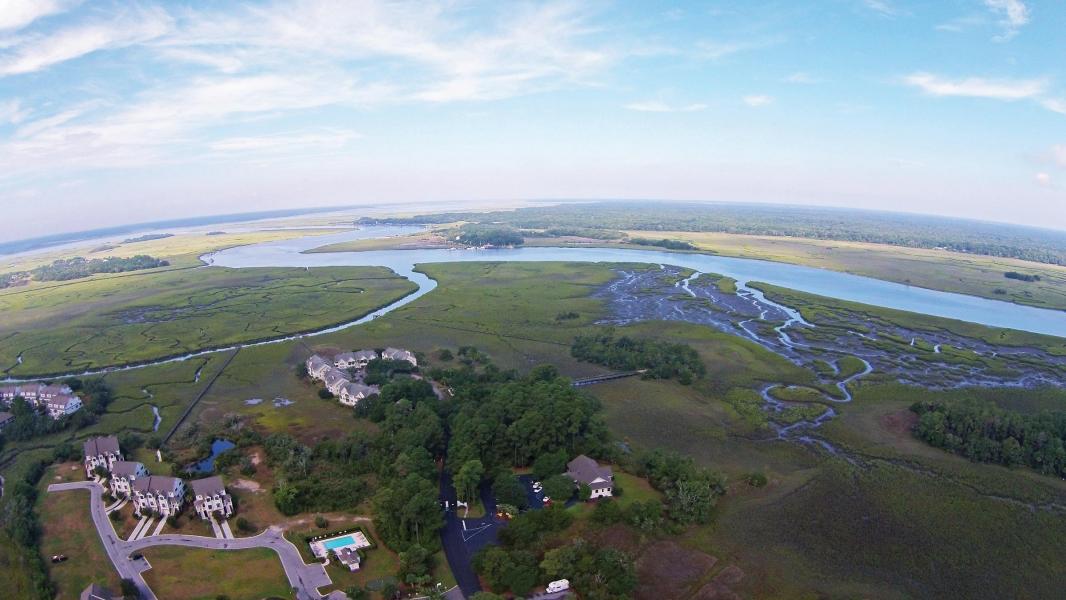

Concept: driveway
[[47, 481, 330, 600], [439, 470, 502, 599]]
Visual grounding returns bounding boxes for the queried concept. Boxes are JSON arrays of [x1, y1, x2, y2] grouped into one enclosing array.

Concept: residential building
[[81, 583, 117, 600], [42, 394, 82, 418], [132, 475, 186, 517], [339, 382, 378, 407], [335, 349, 377, 369], [322, 367, 351, 395], [336, 547, 362, 571], [0, 383, 81, 420], [0, 411, 13, 431], [381, 347, 417, 366], [83, 435, 123, 478], [190, 475, 234, 520], [306, 355, 333, 380], [109, 461, 149, 497], [565, 455, 614, 499]]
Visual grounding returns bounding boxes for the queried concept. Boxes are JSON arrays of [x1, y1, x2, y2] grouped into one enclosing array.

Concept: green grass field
[[37, 476, 120, 599], [140, 546, 293, 599], [0, 265, 416, 376]]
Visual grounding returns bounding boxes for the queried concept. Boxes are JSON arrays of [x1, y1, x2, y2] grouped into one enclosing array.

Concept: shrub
[[746, 472, 768, 487], [235, 517, 252, 532], [318, 388, 334, 399], [315, 515, 329, 529], [437, 349, 454, 361]]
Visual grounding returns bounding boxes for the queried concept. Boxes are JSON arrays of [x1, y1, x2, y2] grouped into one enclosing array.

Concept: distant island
[[122, 233, 174, 244], [0, 255, 169, 288]]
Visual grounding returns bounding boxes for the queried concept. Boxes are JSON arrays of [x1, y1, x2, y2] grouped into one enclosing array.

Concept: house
[[335, 349, 378, 369], [322, 368, 351, 395], [306, 355, 333, 380], [81, 583, 117, 600], [339, 382, 378, 407], [565, 455, 614, 499], [131, 475, 186, 517], [42, 394, 82, 418], [381, 347, 417, 366], [190, 475, 234, 520], [83, 435, 123, 478], [109, 461, 149, 497], [336, 547, 362, 571], [0, 411, 13, 431]]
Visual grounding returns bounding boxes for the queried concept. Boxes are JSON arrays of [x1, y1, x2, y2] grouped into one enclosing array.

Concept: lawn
[[37, 478, 120, 599], [140, 546, 293, 600]]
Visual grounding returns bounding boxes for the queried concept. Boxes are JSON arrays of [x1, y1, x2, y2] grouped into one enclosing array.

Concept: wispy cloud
[[903, 72, 1046, 100], [743, 95, 773, 107], [1035, 172, 1052, 187], [0, 99, 29, 124], [784, 72, 820, 84], [985, 0, 1029, 41], [0, 0, 77, 33], [862, 0, 903, 17], [209, 129, 360, 154], [1053, 145, 1066, 168], [623, 101, 707, 113], [0, 6, 171, 75]]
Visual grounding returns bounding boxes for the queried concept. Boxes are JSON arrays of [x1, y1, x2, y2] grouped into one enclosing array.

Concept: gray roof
[[342, 382, 376, 397], [110, 461, 146, 478], [83, 435, 121, 457], [132, 475, 182, 494], [307, 355, 330, 369], [566, 455, 613, 489], [336, 349, 377, 362], [190, 475, 226, 497]]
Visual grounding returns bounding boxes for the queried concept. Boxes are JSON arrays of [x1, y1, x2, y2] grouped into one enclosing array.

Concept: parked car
[[542, 496, 551, 504], [50, 555, 67, 563], [547, 579, 570, 593]]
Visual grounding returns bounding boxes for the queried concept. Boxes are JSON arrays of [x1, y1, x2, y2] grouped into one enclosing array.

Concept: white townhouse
[[132, 475, 186, 517], [322, 367, 351, 395], [339, 382, 378, 407], [42, 394, 82, 418], [306, 355, 333, 380], [382, 347, 417, 366], [335, 350, 378, 369], [109, 461, 149, 497], [190, 475, 234, 520], [83, 436, 123, 478]]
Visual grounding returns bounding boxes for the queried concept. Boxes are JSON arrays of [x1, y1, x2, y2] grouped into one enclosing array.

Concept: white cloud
[[0, 7, 171, 76], [0, 98, 29, 124], [1041, 98, 1066, 115], [743, 95, 773, 107], [1035, 172, 1051, 187], [209, 129, 360, 154], [985, 0, 1029, 41], [1053, 145, 1066, 168], [862, 0, 901, 17], [623, 101, 707, 113], [0, 0, 76, 32], [903, 72, 1046, 100], [784, 72, 820, 84]]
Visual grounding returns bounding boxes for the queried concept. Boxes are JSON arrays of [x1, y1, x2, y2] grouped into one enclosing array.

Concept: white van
[[546, 579, 570, 593]]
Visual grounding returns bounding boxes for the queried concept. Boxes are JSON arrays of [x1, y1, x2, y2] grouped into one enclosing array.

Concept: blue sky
[[1, 0, 1064, 241]]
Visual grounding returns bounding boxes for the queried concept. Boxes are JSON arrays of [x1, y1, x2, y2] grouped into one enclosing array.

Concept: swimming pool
[[322, 535, 356, 550]]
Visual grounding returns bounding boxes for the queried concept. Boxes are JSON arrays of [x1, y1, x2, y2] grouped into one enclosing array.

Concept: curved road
[[47, 481, 331, 600]]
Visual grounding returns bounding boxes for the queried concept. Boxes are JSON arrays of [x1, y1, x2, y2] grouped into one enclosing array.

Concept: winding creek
[[7, 226, 1066, 452]]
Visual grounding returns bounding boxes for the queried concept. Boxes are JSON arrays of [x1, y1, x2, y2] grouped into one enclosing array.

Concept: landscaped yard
[[37, 479, 120, 599], [140, 546, 293, 600]]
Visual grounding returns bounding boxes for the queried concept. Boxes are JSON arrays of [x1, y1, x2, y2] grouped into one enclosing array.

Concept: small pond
[[188, 439, 236, 473]]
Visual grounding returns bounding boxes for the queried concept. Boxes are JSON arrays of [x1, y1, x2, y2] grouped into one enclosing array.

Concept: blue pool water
[[322, 535, 356, 550]]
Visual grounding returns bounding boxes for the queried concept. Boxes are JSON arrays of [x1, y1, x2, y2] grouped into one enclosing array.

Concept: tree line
[[911, 398, 1066, 476], [571, 330, 706, 384], [1, 255, 169, 288]]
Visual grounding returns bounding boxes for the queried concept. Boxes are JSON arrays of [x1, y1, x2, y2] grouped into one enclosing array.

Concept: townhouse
[[190, 475, 234, 520], [83, 435, 123, 478], [131, 475, 186, 517]]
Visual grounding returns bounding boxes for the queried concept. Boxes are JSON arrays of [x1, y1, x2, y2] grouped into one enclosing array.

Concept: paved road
[[48, 481, 331, 599], [439, 470, 501, 598]]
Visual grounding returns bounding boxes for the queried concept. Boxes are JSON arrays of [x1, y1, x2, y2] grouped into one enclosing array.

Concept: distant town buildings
[[0, 383, 83, 418], [190, 475, 234, 520]]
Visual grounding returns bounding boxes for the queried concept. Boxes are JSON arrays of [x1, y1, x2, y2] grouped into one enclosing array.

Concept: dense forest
[[1, 255, 169, 288], [571, 330, 706, 384], [911, 398, 1066, 476], [366, 201, 1066, 266], [122, 233, 173, 243], [454, 225, 524, 247], [628, 237, 696, 250]]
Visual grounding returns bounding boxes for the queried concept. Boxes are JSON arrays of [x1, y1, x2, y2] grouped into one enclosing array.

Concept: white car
[[532, 481, 543, 492], [542, 496, 551, 503], [547, 579, 570, 593]]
